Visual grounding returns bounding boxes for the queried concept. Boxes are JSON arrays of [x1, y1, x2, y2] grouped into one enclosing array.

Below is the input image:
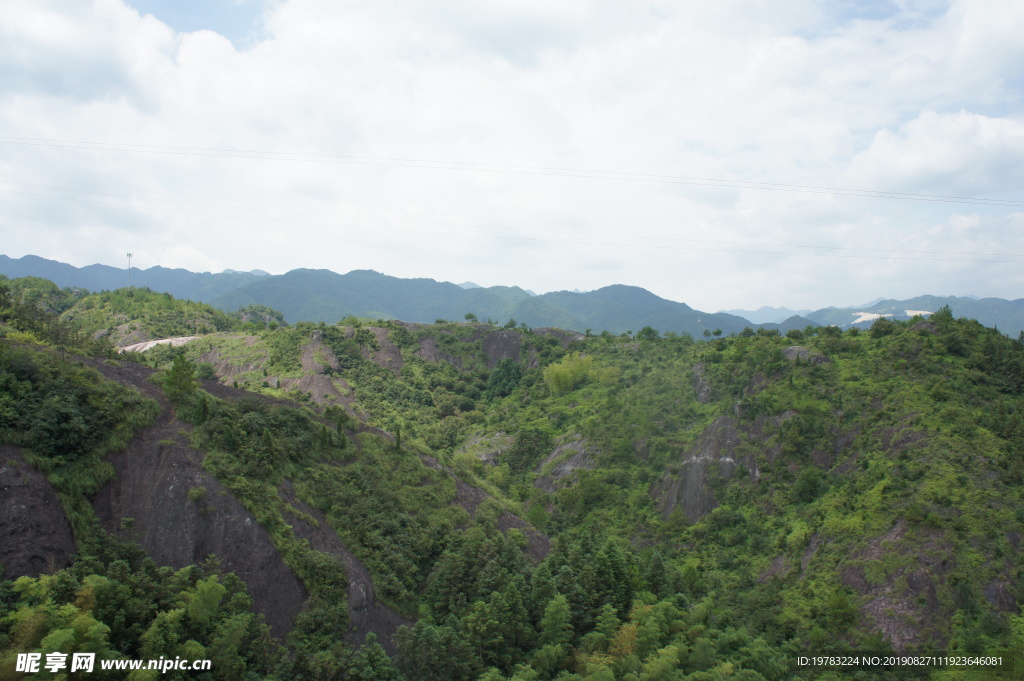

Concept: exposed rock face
[[451, 475, 489, 517], [414, 336, 461, 366], [656, 415, 741, 522], [279, 339, 361, 417], [655, 410, 800, 522], [840, 520, 950, 651], [82, 359, 307, 640], [497, 512, 552, 564], [302, 336, 341, 374], [534, 328, 585, 347], [692, 362, 712, 404], [534, 435, 596, 494], [0, 446, 76, 579], [93, 420, 306, 639], [198, 336, 362, 419], [758, 555, 793, 583], [456, 432, 515, 466], [411, 326, 582, 372], [482, 329, 523, 368], [197, 336, 268, 382], [365, 327, 403, 376], [783, 345, 829, 364]]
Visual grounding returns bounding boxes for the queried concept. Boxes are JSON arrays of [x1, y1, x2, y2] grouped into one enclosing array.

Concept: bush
[[485, 358, 523, 398], [543, 353, 594, 396], [505, 427, 552, 472], [196, 362, 217, 380]]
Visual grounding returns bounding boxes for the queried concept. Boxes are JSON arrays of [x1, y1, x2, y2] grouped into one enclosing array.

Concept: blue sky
[[0, 0, 1022, 311], [125, 0, 271, 47]]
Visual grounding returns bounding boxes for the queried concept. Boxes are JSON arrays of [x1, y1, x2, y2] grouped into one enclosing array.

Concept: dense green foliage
[[62, 288, 241, 344], [1, 276, 88, 315], [4, 277, 1024, 680], [229, 304, 286, 329], [0, 347, 159, 537], [146, 305, 1024, 679], [0, 539, 279, 681], [0, 342, 277, 680], [486, 358, 523, 399], [0, 279, 117, 359]]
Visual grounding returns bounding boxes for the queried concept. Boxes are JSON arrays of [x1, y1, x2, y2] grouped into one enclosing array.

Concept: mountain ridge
[[3, 253, 1022, 336]]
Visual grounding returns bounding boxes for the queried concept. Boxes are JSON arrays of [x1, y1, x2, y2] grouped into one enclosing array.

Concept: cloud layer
[[1, 0, 1022, 310]]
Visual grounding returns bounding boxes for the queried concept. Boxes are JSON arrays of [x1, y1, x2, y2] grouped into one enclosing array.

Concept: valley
[[1, 275, 1023, 680]]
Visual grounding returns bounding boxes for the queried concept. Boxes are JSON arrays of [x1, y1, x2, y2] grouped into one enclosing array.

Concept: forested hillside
[[2, 278, 1023, 680]]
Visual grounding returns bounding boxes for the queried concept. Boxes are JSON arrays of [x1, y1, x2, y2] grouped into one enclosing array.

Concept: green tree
[[540, 594, 572, 647], [389, 325, 415, 348], [639, 645, 683, 681], [642, 551, 668, 599], [825, 590, 858, 633], [230, 303, 285, 328], [354, 327, 379, 350], [543, 353, 594, 396], [793, 466, 826, 503], [506, 428, 552, 472], [164, 353, 198, 399], [932, 304, 955, 327], [345, 633, 402, 681], [395, 621, 479, 681], [529, 561, 557, 620], [594, 541, 632, 614], [636, 326, 660, 342], [486, 358, 524, 399], [186, 575, 227, 625]]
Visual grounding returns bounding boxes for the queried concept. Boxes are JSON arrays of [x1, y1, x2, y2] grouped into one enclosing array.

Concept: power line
[[2, 178, 1022, 259], [2, 184, 1022, 264], [1, 135, 1022, 207]]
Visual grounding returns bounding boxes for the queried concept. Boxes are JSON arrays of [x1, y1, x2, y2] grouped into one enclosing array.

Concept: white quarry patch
[[119, 336, 200, 353], [851, 312, 894, 324], [905, 310, 933, 317]]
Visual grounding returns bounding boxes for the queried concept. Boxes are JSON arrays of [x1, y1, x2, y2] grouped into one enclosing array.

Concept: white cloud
[[0, 0, 1021, 312], [847, 110, 1024, 196]]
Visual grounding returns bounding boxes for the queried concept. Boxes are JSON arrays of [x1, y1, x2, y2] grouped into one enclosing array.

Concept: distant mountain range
[[803, 296, 1024, 334], [208, 267, 790, 337], [719, 305, 813, 324], [0, 254, 269, 303], [3, 254, 1021, 336]]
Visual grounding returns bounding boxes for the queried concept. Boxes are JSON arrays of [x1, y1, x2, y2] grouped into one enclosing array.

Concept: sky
[[1, 0, 1022, 312]]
